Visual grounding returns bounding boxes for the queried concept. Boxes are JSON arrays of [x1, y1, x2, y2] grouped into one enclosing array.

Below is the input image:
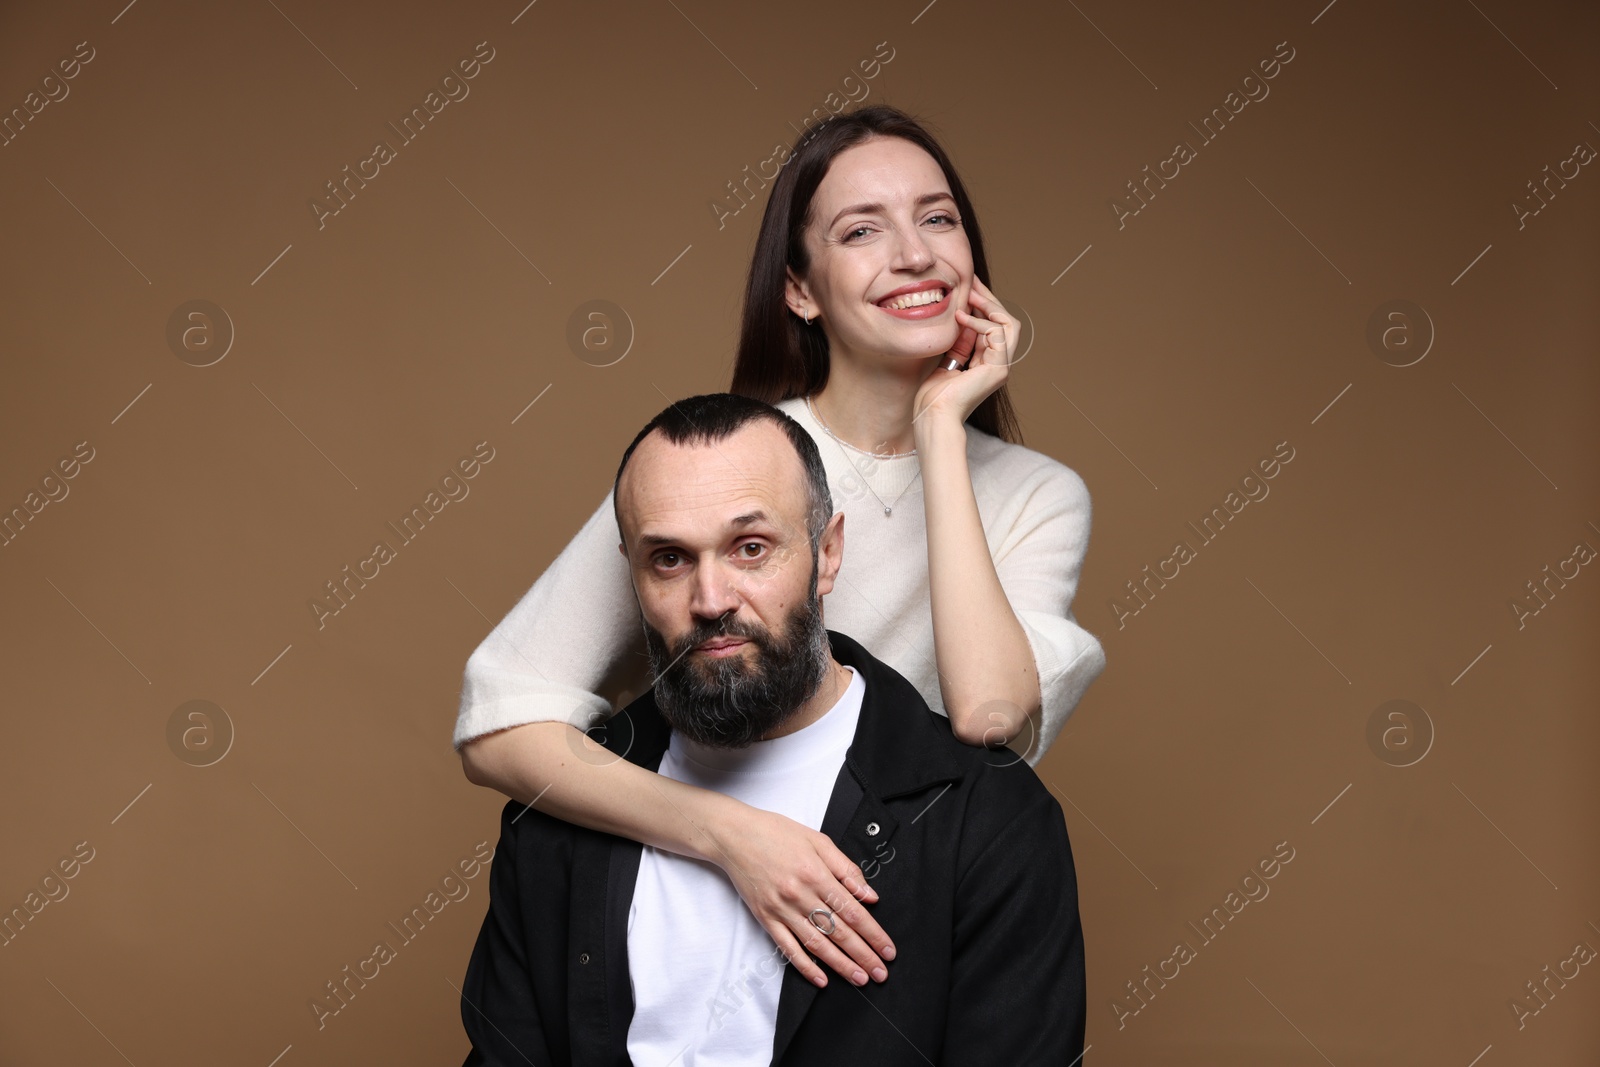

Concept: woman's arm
[[463, 722, 894, 988], [916, 418, 1108, 762], [913, 278, 1106, 761], [915, 414, 1043, 748]]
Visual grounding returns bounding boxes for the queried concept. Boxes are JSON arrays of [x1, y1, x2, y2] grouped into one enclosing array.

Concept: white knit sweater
[[453, 395, 1106, 768]]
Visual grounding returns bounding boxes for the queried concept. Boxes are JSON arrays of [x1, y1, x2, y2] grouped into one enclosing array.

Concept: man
[[458, 393, 1086, 1065]]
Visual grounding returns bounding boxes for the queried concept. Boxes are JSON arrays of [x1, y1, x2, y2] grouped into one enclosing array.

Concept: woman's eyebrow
[[827, 191, 955, 230]]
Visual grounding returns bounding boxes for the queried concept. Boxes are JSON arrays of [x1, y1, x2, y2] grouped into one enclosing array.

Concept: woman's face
[[787, 136, 974, 367]]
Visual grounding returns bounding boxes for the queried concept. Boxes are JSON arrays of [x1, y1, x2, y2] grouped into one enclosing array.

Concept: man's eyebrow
[[635, 510, 778, 548], [828, 191, 955, 231]]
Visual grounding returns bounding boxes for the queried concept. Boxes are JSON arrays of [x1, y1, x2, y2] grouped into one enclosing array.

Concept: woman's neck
[[810, 354, 937, 457]]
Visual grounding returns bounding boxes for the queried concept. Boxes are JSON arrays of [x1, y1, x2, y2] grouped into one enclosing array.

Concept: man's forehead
[[633, 503, 784, 548], [621, 426, 806, 541]]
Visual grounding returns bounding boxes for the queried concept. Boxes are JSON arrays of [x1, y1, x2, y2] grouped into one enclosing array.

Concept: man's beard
[[642, 561, 832, 749]]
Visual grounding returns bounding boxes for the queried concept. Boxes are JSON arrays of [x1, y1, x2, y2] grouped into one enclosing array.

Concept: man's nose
[[688, 562, 741, 621]]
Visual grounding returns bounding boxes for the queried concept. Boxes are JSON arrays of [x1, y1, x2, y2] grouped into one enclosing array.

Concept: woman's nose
[[889, 220, 935, 269]]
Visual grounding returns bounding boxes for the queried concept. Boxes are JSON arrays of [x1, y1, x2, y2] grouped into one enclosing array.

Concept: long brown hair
[[729, 105, 1023, 445]]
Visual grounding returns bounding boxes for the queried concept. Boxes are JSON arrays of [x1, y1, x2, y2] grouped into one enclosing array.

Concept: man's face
[[616, 421, 843, 747]]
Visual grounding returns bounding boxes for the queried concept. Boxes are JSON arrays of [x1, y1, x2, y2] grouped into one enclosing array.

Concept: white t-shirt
[[624, 665, 865, 1066], [455, 394, 1106, 767]]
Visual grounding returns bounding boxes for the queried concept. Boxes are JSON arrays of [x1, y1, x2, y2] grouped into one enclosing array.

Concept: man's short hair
[[612, 393, 833, 549]]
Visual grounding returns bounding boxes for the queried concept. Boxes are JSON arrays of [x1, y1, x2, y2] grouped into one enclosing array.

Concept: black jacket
[[458, 629, 1086, 1065]]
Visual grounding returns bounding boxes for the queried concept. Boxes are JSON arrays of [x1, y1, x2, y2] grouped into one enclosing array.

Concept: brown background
[[2, 0, 1596, 1063]]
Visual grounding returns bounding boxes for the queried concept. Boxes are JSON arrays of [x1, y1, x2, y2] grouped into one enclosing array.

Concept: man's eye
[[655, 552, 681, 568], [739, 543, 766, 559]]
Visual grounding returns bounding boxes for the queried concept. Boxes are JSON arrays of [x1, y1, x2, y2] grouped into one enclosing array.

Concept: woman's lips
[[875, 290, 951, 319]]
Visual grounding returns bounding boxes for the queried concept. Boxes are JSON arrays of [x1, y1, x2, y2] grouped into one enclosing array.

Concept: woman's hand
[[913, 276, 1018, 428], [710, 804, 896, 988]]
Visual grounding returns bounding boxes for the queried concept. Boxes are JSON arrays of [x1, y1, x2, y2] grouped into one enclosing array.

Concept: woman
[[456, 105, 1106, 992]]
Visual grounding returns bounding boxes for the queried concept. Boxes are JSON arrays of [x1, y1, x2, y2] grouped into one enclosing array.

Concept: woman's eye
[[846, 214, 956, 242]]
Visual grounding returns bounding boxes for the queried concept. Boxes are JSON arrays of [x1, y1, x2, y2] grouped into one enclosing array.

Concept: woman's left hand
[[913, 276, 1017, 428]]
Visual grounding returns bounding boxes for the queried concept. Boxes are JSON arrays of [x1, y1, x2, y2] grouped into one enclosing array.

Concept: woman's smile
[[874, 279, 952, 320]]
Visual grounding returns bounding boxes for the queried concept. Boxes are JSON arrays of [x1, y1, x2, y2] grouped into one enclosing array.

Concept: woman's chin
[[831, 325, 960, 364], [872, 326, 960, 359], [892, 336, 960, 361]]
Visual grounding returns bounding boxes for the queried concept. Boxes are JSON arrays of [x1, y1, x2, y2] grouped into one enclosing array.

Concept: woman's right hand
[[709, 803, 896, 988]]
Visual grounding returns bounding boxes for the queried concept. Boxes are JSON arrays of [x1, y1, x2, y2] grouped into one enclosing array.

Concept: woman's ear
[[784, 266, 812, 320]]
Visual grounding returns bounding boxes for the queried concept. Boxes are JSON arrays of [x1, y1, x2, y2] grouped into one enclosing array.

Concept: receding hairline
[[615, 422, 816, 547]]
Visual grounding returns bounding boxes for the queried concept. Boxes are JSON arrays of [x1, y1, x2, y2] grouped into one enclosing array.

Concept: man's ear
[[814, 511, 845, 598]]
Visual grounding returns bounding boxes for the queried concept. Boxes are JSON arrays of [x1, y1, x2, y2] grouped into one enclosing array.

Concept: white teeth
[[880, 288, 946, 311]]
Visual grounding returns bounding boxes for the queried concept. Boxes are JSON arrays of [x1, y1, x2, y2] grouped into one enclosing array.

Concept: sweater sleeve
[[453, 489, 647, 751], [991, 460, 1107, 767]]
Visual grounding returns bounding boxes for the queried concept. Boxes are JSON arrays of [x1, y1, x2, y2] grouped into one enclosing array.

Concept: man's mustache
[[671, 615, 768, 660], [648, 613, 770, 683]]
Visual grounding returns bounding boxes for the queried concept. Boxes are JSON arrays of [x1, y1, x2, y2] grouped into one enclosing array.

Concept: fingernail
[[813, 975, 827, 987], [852, 970, 868, 985], [871, 967, 888, 982], [882, 944, 896, 960]]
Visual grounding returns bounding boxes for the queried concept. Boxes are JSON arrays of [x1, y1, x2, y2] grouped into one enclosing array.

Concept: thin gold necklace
[[805, 395, 922, 517]]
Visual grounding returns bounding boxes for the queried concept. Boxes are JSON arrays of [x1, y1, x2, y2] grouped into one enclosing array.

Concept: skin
[[462, 133, 1046, 988]]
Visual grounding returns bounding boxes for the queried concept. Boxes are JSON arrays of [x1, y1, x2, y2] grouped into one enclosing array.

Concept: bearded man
[[458, 392, 1086, 1066]]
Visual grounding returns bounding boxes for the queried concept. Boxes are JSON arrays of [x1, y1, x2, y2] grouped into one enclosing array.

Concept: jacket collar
[[821, 628, 966, 799]]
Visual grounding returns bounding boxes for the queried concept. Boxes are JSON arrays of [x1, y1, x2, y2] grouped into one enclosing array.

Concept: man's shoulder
[[830, 629, 1062, 832], [939, 731, 1063, 829]]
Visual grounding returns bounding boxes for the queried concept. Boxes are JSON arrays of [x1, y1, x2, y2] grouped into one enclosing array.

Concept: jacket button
[[865, 822, 880, 836], [579, 952, 590, 964]]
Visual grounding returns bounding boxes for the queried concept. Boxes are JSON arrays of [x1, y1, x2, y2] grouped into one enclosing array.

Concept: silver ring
[[808, 907, 836, 936], [943, 356, 965, 372]]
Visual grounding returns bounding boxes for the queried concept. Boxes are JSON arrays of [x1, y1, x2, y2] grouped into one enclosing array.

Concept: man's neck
[[759, 658, 852, 741]]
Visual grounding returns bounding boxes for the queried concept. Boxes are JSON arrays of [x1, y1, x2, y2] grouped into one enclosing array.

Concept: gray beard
[[642, 564, 831, 748]]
